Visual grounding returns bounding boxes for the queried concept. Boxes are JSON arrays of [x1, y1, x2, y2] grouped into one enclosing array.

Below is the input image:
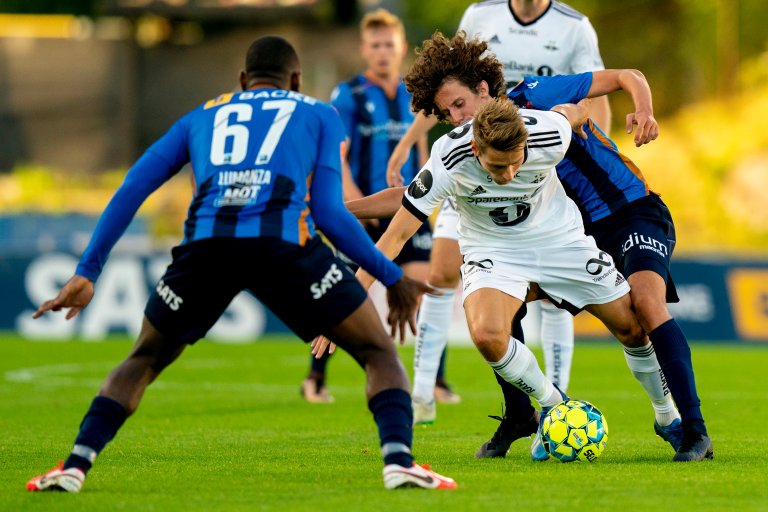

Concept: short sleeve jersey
[[330, 75, 421, 195], [153, 88, 345, 245], [458, 0, 604, 87], [403, 109, 582, 253]]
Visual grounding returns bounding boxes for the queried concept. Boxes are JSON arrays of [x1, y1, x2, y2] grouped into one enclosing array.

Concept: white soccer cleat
[[26, 462, 85, 493], [413, 398, 437, 425], [383, 463, 457, 490]]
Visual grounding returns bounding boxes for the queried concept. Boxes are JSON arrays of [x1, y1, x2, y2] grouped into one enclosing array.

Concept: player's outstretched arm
[[32, 275, 94, 320], [345, 186, 407, 219], [386, 112, 438, 187], [588, 69, 658, 146]]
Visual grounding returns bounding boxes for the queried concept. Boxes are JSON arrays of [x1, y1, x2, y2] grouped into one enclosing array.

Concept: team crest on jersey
[[408, 169, 433, 199]]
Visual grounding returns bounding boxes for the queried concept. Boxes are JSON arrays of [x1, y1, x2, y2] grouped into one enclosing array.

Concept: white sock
[[624, 344, 681, 426], [412, 287, 455, 403], [540, 302, 575, 392], [490, 337, 564, 408]]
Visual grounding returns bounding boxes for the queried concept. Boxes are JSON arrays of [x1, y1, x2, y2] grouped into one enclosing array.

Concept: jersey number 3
[[209, 100, 296, 166]]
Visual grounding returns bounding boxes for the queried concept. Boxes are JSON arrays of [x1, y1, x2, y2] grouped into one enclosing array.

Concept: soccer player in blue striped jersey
[[300, 9, 445, 406], [26, 36, 456, 492]]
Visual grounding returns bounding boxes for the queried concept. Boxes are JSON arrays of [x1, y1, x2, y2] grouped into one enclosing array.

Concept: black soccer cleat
[[673, 429, 714, 462], [475, 410, 539, 458]]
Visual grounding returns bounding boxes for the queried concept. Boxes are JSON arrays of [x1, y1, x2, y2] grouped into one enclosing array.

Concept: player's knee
[[613, 320, 646, 348], [470, 327, 508, 360], [631, 295, 671, 332], [428, 268, 460, 288]]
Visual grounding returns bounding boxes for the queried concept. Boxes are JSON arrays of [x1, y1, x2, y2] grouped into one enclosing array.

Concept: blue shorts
[[585, 193, 679, 303], [145, 236, 368, 344]]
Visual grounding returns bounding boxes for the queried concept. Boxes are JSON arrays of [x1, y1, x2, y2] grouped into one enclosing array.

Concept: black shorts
[[145, 237, 368, 344], [585, 193, 679, 303]]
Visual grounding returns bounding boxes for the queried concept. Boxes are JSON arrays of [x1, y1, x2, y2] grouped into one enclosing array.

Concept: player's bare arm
[[587, 95, 611, 138], [386, 112, 438, 187], [551, 103, 590, 140], [356, 206, 428, 341], [588, 69, 658, 146], [345, 186, 406, 219]]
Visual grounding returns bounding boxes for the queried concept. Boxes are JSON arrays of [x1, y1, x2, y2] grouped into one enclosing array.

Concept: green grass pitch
[[1, 334, 766, 511]]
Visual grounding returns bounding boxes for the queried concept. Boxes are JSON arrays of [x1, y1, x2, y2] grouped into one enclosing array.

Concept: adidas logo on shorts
[[615, 274, 626, 286]]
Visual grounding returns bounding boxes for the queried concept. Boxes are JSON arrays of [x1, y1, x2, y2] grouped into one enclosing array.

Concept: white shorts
[[460, 235, 630, 312], [432, 197, 460, 241]]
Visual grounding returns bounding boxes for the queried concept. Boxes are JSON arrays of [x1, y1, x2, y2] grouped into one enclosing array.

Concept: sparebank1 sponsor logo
[[15, 253, 265, 343], [215, 168, 272, 207], [311, 263, 344, 299], [622, 232, 669, 257]]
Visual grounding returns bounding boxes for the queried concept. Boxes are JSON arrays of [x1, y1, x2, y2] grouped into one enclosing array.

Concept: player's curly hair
[[405, 31, 506, 122]]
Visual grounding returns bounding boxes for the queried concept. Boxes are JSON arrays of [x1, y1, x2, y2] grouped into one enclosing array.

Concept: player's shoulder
[[548, 1, 589, 21], [432, 122, 475, 171], [464, 0, 507, 13], [519, 108, 570, 149]]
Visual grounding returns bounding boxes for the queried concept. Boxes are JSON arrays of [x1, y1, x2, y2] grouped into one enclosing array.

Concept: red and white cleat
[[383, 463, 457, 490], [26, 462, 85, 493]]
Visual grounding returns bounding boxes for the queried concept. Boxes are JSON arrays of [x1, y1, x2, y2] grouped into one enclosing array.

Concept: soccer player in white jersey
[[387, 0, 609, 429], [350, 96, 668, 462]]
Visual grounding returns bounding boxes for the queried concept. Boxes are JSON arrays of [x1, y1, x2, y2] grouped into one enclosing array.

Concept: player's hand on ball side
[[385, 277, 442, 344], [311, 336, 336, 358], [32, 275, 94, 320]]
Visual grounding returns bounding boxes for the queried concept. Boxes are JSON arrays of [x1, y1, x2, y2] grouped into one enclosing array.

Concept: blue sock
[[649, 319, 706, 431], [63, 396, 128, 474], [368, 388, 414, 467]]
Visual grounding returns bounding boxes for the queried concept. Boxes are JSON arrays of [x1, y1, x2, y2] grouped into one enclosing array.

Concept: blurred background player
[[26, 35, 456, 492], [387, 0, 610, 429], [302, 9, 459, 405]]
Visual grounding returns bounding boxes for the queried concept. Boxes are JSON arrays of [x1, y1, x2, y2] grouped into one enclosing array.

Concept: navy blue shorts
[[145, 236, 368, 344], [585, 193, 679, 303]]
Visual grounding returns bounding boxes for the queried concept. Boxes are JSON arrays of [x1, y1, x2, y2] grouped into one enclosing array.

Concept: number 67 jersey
[[153, 87, 346, 245], [403, 108, 585, 254]]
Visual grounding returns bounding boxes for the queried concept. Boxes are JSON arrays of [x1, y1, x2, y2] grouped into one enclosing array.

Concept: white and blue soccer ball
[[541, 400, 608, 462]]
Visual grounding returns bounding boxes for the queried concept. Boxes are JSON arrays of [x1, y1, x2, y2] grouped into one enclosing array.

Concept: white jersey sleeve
[[567, 16, 605, 73], [402, 126, 464, 221]]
